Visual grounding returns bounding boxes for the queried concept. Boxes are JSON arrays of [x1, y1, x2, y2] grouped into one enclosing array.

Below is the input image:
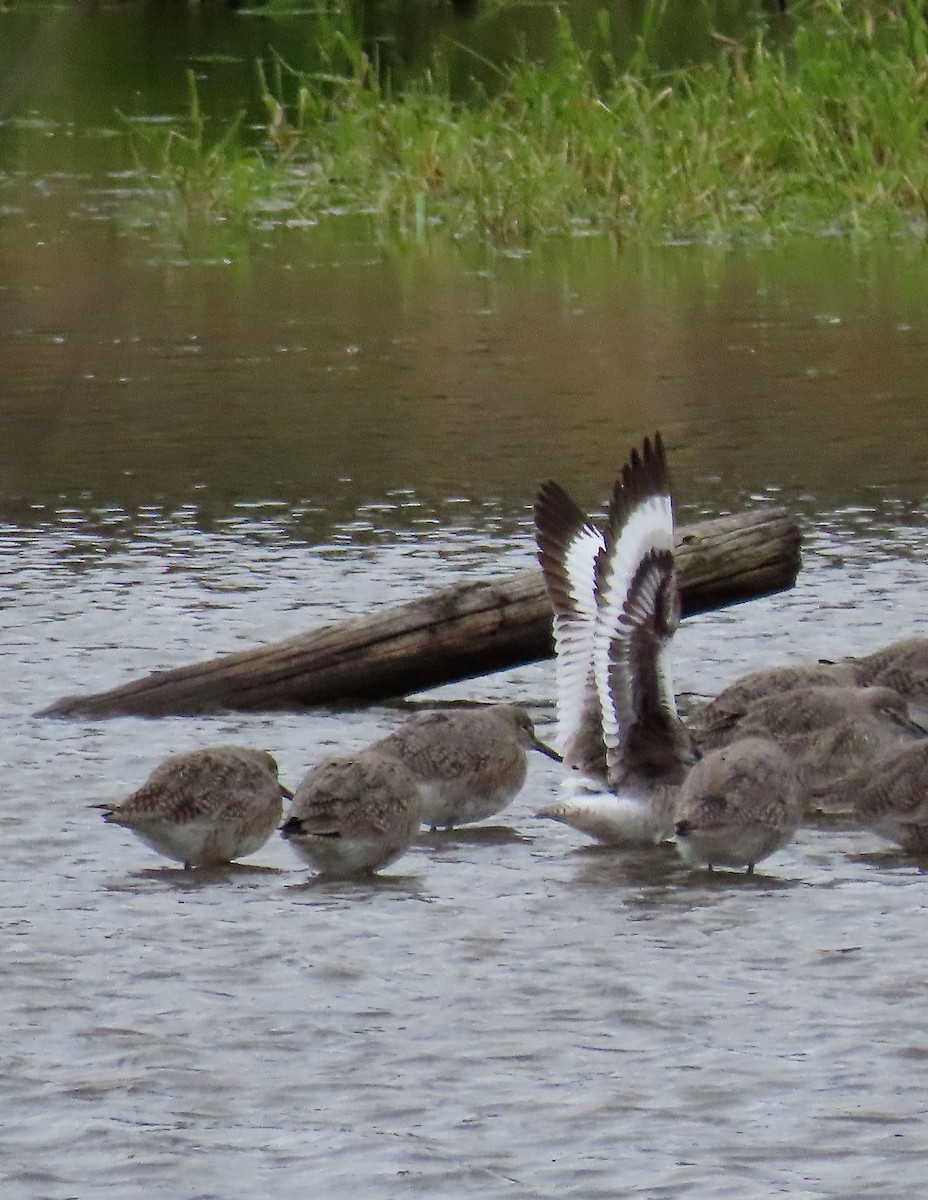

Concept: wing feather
[[592, 435, 691, 788], [534, 481, 608, 779]]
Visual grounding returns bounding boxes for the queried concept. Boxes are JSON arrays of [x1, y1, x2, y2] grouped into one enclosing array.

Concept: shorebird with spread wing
[[532, 433, 802, 872], [532, 434, 697, 846]]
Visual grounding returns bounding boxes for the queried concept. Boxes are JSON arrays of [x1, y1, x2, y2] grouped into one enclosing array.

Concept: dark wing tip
[[534, 479, 604, 619], [610, 431, 670, 532], [534, 478, 598, 566], [534, 480, 587, 537]]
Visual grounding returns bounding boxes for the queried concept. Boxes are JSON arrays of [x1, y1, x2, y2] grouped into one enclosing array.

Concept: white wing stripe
[[553, 523, 605, 757], [594, 495, 674, 754]]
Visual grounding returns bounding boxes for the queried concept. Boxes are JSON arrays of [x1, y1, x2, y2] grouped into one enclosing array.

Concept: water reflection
[[419, 824, 530, 847], [108, 862, 288, 892], [3, 218, 928, 539], [0, 1, 786, 146]]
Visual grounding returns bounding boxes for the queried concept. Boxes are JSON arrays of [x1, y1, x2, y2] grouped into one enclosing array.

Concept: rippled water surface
[[7, 516, 928, 1200], [7, 343, 928, 1200], [6, 55, 928, 1192]]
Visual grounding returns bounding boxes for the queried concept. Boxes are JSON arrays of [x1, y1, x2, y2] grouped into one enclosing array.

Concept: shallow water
[[6, 25, 928, 1193], [6, 426, 928, 1199]]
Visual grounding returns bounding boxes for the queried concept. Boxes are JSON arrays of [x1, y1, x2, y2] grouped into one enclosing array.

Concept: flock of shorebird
[[97, 434, 928, 877]]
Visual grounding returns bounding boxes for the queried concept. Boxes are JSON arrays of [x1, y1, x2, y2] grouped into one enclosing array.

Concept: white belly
[[536, 781, 666, 846]]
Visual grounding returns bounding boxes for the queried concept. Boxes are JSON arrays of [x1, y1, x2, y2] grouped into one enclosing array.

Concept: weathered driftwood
[[41, 506, 800, 719]]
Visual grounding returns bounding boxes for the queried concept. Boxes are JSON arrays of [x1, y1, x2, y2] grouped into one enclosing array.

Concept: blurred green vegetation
[[3, 1, 928, 246], [115, 1, 928, 244]]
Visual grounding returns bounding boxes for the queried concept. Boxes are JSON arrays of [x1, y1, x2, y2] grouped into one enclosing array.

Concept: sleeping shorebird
[[673, 737, 803, 873], [279, 747, 422, 877], [96, 745, 290, 869], [688, 662, 859, 752], [838, 637, 928, 709], [852, 740, 928, 852], [533, 433, 802, 873], [373, 703, 560, 830], [714, 684, 919, 747], [689, 672, 928, 821], [532, 433, 696, 846], [801, 713, 926, 820]]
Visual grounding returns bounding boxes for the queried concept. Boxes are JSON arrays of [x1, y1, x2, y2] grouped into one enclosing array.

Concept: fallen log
[[41, 506, 800, 719]]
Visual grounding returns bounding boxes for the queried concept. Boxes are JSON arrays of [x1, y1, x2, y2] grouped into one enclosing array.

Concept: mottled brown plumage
[[852, 740, 928, 852], [738, 687, 923, 769], [280, 748, 422, 876], [839, 637, 928, 707], [690, 667, 928, 821], [674, 737, 802, 872], [688, 663, 859, 752], [696, 683, 916, 756], [374, 703, 558, 830], [96, 745, 288, 868], [842, 637, 928, 685], [799, 714, 925, 818]]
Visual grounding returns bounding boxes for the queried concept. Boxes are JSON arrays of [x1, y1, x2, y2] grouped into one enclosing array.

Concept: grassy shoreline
[[142, 2, 928, 246]]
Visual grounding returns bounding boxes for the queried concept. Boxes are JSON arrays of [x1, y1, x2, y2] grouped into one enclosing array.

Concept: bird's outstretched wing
[[534, 480, 608, 780], [593, 434, 692, 789]]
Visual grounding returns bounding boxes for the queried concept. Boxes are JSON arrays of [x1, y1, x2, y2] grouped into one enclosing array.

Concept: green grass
[[134, 1, 928, 246]]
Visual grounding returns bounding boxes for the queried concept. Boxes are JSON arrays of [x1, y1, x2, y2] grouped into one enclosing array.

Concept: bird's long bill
[[902, 705, 928, 738], [531, 736, 563, 763]]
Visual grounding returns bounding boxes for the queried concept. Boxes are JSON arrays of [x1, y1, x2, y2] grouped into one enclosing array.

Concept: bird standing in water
[[373, 703, 560, 831], [533, 433, 802, 873], [533, 434, 696, 846], [96, 745, 290, 869], [280, 747, 422, 878]]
